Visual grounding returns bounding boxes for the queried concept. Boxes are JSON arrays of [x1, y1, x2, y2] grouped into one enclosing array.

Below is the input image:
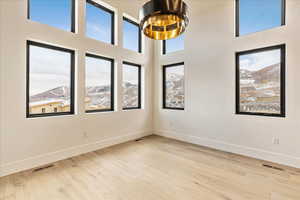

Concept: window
[[163, 34, 184, 54], [86, 0, 115, 44], [85, 54, 114, 113], [236, 44, 285, 117], [236, 0, 285, 36], [28, 0, 75, 32], [163, 63, 185, 110], [123, 17, 142, 53], [122, 62, 141, 110], [26, 41, 75, 118]]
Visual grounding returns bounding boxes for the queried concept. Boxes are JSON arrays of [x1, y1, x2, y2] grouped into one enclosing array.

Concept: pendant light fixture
[[139, 0, 189, 40]]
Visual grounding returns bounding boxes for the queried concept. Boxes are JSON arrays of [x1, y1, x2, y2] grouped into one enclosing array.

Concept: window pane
[[85, 55, 113, 112], [164, 34, 184, 54], [164, 64, 185, 109], [238, 0, 284, 36], [29, 0, 73, 32], [28, 42, 74, 116], [86, 1, 114, 44], [123, 63, 141, 109], [237, 46, 285, 116], [123, 18, 141, 52]]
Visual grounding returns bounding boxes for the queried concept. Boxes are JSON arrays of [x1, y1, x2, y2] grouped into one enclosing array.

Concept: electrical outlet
[[272, 138, 280, 145], [83, 132, 88, 138]]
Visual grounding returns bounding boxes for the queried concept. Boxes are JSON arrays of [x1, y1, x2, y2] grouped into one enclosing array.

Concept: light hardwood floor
[[1, 135, 300, 200]]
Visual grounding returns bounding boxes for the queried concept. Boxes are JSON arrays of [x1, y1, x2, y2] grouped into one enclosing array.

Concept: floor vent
[[33, 164, 55, 172], [262, 164, 284, 171]]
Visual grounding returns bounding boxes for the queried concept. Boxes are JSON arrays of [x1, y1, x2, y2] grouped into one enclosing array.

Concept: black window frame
[[235, 44, 286, 118], [163, 62, 185, 110], [235, 0, 286, 37], [122, 61, 142, 110], [123, 17, 142, 53], [162, 36, 185, 55], [27, 0, 76, 33], [26, 40, 75, 118], [162, 40, 167, 55], [86, 0, 115, 45], [85, 53, 115, 113]]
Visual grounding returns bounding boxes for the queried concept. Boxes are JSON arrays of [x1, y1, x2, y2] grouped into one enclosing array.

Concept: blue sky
[[86, 2, 113, 43], [165, 34, 184, 53], [239, 0, 282, 36], [123, 20, 140, 52], [30, 0, 283, 38], [29, 0, 73, 31]]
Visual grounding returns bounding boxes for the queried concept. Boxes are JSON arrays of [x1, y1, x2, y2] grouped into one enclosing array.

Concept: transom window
[[123, 17, 142, 53], [163, 63, 185, 110], [122, 62, 142, 110], [236, 0, 285, 36], [27, 41, 75, 118], [28, 0, 75, 32], [163, 34, 184, 54], [86, 0, 115, 44], [85, 54, 114, 113]]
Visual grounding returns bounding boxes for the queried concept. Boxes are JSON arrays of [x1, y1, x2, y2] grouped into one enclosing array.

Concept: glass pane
[[29, 0, 73, 32], [123, 19, 140, 52], [165, 34, 184, 54], [29, 45, 72, 115], [123, 64, 140, 109], [86, 1, 113, 44], [85, 56, 112, 111], [165, 65, 185, 109], [239, 49, 281, 114], [239, 0, 283, 36]]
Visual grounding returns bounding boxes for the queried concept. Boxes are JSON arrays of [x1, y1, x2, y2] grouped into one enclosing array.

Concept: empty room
[[0, 0, 299, 199]]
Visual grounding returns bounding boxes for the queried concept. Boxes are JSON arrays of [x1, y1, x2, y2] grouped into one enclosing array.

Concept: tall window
[[27, 41, 75, 118], [122, 62, 141, 110], [85, 54, 114, 112], [236, 0, 285, 36], [163, 63, 185, 110], [86, 0, 115, 44], [236, 44, 285, 117], [28, 0, 75, 32], [123, 17, 142, 53], [163, 34, 184, 54]]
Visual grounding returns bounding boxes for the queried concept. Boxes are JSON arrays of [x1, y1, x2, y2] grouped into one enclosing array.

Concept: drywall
[[154, 0, 300, 168], [0, 0, 153, 176]]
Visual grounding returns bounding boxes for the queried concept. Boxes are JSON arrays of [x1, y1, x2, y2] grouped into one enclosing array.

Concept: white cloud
[[240, 49, 281, 71], [123, 64, 139, 84], [30, 46, 71, 95], [85, 57, 111, 87]]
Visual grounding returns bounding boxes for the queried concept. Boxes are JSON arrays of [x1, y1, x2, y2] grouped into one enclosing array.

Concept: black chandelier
[[139, 0, 189, 40]]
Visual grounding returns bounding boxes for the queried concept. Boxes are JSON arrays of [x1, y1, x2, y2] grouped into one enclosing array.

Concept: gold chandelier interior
[[139, 0, 189, 40], [142, 14, 185, 40]]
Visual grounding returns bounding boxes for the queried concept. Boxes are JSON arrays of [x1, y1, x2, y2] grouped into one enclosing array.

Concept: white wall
[[0, 0, 153, 176], [154, 0, 300, 168], [1, 0, 299, 177]]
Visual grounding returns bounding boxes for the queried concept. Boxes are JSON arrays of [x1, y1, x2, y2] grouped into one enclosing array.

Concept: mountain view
[[123, 82, 139, 108], [29, 82, 138, 114], [165, 72, 184, 108], [239, 63, 281, 114]]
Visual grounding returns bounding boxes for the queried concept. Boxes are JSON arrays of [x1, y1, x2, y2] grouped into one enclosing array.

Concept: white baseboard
[[155, 130, 300, 169], [0, 131, 152, 177]]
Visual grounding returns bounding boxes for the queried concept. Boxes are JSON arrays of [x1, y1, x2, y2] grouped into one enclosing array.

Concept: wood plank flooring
[[1, 135, 300, 200]]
